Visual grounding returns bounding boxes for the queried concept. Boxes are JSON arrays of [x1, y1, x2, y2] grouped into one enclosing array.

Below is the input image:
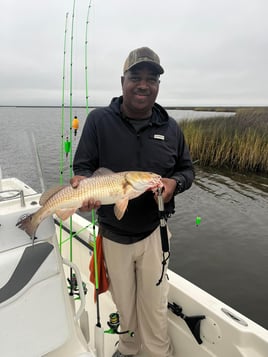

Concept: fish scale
[[75, 174, 127, 203]]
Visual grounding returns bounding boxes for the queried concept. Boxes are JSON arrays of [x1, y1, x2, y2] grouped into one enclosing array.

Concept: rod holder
[[20, 190, 26, 207]]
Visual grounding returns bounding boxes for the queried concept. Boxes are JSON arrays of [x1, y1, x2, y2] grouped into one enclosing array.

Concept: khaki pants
[[102, 226, 173, 357]]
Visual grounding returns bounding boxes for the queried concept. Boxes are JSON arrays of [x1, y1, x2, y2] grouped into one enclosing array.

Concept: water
[[1, 107, 267, 329], [169, 168, 268, 329]]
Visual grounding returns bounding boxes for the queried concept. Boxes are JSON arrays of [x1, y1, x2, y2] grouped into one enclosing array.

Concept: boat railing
[[0, 189, 25, 207]]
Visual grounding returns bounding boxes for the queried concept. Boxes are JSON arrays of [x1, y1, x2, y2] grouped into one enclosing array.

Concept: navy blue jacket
[[73, 96, 194, 243]]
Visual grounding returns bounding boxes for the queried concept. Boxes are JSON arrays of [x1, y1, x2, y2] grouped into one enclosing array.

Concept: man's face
[[121, 64, 160, 118]]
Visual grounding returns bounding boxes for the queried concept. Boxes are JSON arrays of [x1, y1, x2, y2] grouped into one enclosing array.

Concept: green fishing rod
[[59, 12, 69, 254], [67, 0, 76, 296], [84, 1, 104, 355], [60, 11, 69, 186], [84, 0, 95, 270], [84, 0, 96, 293], [85, 0, 93, 115]]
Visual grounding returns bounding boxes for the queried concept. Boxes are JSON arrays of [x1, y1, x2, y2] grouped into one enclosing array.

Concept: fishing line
[[59, 223, 93, 245]]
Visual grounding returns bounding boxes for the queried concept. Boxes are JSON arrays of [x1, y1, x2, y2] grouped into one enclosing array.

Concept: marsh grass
[[180, 109, 268, 174]]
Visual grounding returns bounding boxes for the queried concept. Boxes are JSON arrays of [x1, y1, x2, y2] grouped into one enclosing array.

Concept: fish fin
[[55, 209, 77, 221], [114, 197, 129, 220], [16, 213, 38, 239], [40, 185, 68, 206], [92, 167, 115, 177]]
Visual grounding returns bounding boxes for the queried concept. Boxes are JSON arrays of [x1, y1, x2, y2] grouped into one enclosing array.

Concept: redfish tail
[[16, 213, 39, 239]]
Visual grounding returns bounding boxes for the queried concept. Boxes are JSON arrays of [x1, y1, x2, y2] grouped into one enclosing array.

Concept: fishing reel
[[104, 312, 134, 337], [67, 273, 88, 298]]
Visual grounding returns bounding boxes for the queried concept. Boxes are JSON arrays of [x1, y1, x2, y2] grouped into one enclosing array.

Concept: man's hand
[[157, 178, 177, 203], [70, 175, 87, 188], [70, 175, 101, 212]]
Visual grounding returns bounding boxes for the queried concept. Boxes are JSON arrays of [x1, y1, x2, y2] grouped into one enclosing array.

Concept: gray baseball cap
[[123, 47, 164, 74]]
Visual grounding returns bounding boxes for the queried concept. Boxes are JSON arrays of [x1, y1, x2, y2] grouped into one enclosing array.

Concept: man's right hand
[[70, 175, 101, 212]]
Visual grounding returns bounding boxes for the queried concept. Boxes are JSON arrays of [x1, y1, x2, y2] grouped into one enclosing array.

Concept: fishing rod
[[156, 187, 170, 286], [59, 11, 69, 254], [69, 0, 76, 182], [66, 0, 76, 296], [60, 12, 69, 186], [85, 0, 93, 115], [84, 1, 104, 355], [92, 229, 104, 356], [30, 133, 46, 193]]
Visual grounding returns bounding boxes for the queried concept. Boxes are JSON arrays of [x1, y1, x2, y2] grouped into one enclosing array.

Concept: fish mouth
[[125, 172, 163, 192], [147, 179, 163, 192]]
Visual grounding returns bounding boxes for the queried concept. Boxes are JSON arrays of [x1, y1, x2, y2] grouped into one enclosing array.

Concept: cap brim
[[125, 60, 164, 75]]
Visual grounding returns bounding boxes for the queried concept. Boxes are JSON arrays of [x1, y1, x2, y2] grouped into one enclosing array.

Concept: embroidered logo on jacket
[[153, 134, 165, 140]]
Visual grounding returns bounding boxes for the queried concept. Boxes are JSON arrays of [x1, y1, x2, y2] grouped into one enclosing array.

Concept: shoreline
[[1, 105, 268, 112]]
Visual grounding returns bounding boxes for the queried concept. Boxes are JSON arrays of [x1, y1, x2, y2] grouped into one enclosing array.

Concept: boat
[[1, 173, 268, 357]]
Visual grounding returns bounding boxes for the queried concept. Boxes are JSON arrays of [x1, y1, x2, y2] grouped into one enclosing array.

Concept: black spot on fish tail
[[16, 213, 38, 239]]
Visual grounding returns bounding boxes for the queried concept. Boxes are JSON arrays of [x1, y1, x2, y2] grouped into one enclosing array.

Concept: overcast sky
[[1, 0, 268, 107]]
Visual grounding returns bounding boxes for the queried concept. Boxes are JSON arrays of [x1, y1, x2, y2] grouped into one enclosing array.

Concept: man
[[71, 47, 194, 357]]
